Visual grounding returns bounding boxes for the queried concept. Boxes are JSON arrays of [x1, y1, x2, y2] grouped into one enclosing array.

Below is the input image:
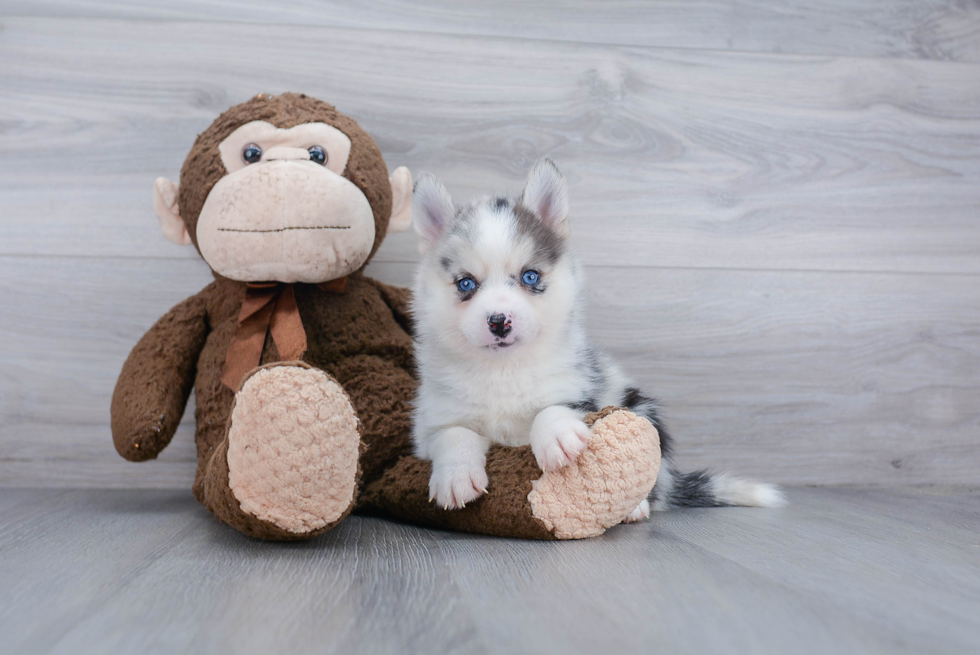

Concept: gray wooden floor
[[1, 486, 978, 654]]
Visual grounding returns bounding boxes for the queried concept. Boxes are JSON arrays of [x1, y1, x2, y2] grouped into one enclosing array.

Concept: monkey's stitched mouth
[[218, 226, 350, 233]]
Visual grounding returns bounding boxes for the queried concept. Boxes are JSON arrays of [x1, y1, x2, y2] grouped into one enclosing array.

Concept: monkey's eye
[[242, 144, 262, 164], [308, 145, 327, 166]]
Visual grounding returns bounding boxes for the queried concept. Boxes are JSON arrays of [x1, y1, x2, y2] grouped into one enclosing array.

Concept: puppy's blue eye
[[457, 277, 477, 293], [521, 270, 540, 286]]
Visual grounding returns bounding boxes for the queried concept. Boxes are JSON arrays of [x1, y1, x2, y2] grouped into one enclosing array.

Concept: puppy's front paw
[[429, 462, 489, 510], [532, 417, 592, 471], [622, 499, 651, 524]]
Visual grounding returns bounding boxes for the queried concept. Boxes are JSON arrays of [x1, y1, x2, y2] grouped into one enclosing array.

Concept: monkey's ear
[[387, 166, 413, 234], [520, 158, 569, 238], [412, 172, 455, 253], [153, 177, 192, 245]]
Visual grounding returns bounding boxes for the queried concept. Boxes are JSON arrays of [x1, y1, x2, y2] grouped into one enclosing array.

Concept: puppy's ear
[[412, 173, 455, 254], [520, 158, 569, 238]]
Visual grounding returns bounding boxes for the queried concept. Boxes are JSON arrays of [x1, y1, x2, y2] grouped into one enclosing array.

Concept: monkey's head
[[153, 93, 411, 283]]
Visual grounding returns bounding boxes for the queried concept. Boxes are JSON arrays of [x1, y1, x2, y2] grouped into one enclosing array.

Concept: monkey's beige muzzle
[[196, 160, 375, 284]]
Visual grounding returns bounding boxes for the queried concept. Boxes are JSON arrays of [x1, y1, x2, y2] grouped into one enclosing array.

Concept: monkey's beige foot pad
[[528, 408, 661, 539], [224, 363, 360, 537]]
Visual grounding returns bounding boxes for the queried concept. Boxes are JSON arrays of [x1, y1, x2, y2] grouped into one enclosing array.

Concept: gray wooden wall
[[2, 1, 978, 489]]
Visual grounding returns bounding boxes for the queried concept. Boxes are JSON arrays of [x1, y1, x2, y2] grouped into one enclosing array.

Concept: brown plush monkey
[[112, 93, 660, 540]]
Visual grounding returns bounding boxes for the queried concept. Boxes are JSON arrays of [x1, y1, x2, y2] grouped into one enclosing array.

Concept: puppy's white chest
[[477, 378, 537, 445], [455, 363, 575, 446]]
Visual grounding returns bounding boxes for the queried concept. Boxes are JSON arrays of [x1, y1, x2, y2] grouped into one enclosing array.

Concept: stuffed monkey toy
[[111, 93, 660, 540]]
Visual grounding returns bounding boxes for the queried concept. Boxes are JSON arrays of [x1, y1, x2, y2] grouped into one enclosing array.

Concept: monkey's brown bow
[[220, 277, 348, 391]]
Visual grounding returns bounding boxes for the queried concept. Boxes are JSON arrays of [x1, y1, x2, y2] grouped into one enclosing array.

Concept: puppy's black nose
[[488, 313, 511, 338]]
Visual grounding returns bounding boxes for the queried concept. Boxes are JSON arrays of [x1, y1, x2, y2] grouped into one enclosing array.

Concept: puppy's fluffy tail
[[650, 462, 787, 510]]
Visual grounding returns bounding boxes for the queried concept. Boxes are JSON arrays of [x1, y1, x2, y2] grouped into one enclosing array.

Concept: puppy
[[410, 159, 785, 519]]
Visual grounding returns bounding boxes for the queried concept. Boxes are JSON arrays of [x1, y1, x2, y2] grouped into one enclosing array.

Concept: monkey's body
[[110, 93, 661, 540], [112, 272, 418, 539], [191, 274, 416, 497]]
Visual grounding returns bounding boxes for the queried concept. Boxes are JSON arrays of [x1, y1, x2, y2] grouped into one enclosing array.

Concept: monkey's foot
[[360, 407, 659, 540], [527, 408, 661, 539], [203, 362, 361, 540]]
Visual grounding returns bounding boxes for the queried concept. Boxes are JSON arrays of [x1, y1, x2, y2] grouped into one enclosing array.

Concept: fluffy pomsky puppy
[[411, 159, 784, 518]]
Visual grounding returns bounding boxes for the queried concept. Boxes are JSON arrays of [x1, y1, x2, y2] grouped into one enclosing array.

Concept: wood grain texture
[[2, 0, 979, 61], [2, 257, 977, 488], [1, 18, 979, 273], [1, 487, 978, 654], [0, 10, 978, 489]]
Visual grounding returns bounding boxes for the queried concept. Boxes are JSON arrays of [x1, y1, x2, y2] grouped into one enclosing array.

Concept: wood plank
[[428, 520, 920, 654], [2, 17, 979, 274], [0, 488, 207, 653], [653, 487, 980, 651], [2, 0, 979, 61], [0, 487, 64, 518], [2, 256, 977, 488], [2, 488, 978, 654], [430, 487, 980, 654], [0, 489, 486, 655], [587, 266, 980, 485]]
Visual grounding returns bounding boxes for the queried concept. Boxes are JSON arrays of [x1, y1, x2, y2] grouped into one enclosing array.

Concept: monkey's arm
[[111, 290, 210, 461], [368, 278, 414, 337]]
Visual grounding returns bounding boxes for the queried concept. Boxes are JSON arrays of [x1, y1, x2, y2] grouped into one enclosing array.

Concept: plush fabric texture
[[111, 292, 210, 462], [113, 269, 418, 538], [178, 93, 393, 261], [221, 278, 348, 392], [112, 93, 662, 541], [220, 282, 308, 392], [195, 157, 376, 283], [360, 408, 660, 539], [528, 408, 662, 539], [200, 399, 358, 542], [360, 444, 558, 540], [226, 364, 361, 534], [217, 121, 353, 177]]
